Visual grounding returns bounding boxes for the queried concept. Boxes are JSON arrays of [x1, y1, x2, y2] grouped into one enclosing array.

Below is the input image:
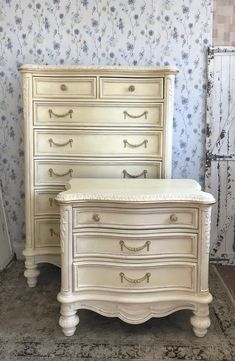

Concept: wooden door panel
[[206, 47, 235, 264]]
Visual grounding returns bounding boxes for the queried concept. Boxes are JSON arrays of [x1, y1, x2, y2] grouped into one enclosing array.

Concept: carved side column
[[190, 205, 212, 337], [199, 206, 212, 292], [22, 73, 40, 287], [164, 74, 175, 178], [58, 204, 79, 336]]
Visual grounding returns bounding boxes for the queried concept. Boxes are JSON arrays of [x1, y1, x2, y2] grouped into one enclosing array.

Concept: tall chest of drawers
[[19, 65, 177, 287]]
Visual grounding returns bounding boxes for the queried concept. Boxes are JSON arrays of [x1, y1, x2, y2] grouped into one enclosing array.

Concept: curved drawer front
[[73, 207, 198, 230], [34, 131, 162, 157], [34, 190, 61, 216], [72, 262, 196, 292], [34, 102, 164, 127], [73, 232, 198, 259], [100, 77, 164, 100], [33, 77, 96, 98], [34, 219, 60, 248], [34, 160, 161, 186]]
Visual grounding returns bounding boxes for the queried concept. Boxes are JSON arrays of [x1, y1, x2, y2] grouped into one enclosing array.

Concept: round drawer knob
[[93, 214, 100, 222], [128, 85, 135, 92], [60, 84, 67, 91], [170, 214, 178, 223]]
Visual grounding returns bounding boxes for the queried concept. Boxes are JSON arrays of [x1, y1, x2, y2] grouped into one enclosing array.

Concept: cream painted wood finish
[[19, 65, 177, 287], [56, 178, 215, 337]]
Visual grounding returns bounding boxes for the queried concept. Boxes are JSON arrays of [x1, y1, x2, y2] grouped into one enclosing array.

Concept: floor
[[216, 265, 235, 304], [0, 262, 234, 361]]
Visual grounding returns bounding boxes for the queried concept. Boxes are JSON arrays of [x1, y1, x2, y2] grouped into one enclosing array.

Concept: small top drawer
[[33, 77, 97, 98], [73, 207, 198, 230], [100, 77, 164, 100]]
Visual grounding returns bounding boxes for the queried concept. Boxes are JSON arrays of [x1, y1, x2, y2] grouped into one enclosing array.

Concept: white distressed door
[[206, 46, 235, 265], [0, 187, 13, 270]]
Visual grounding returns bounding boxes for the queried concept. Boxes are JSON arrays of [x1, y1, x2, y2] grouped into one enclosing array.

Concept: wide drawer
[[100, 77, 164, 100], [34, 102, 164, 127], [34, 219, 60, 248], [73, 207, 198, 230], [34, 160, 162, 186], [72, 261, 196, 292], [33, 77, 96, 98], [73, 232, 198, 259], [34, 189, 62, 215], [34, 130, 162, 157]]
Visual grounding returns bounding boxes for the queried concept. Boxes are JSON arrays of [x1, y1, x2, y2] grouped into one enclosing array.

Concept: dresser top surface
[[55, 179, 215, 205], [19, 64, 178, 75]]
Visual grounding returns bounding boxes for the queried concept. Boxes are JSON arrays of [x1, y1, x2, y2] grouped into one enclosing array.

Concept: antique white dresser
[[56, 178, 215, 337], [19, 65, 177, 286]]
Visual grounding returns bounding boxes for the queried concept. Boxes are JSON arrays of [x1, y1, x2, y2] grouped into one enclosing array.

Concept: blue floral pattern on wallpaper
[[0, 0, 212, 255]]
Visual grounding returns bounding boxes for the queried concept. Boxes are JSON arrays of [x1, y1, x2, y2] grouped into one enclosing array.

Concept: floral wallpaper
[[0, 0, 212, 257]]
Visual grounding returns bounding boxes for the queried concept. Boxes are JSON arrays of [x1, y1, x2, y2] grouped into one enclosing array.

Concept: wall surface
[[0, 0, 212, 256], [213, 0, 235, 45]]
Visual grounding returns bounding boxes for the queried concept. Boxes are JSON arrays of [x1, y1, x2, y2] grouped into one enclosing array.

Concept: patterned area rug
[[0, 262, 234, 361]]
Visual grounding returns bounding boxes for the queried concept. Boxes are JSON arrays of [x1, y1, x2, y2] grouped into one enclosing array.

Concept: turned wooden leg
[[24, 256, 40, 287], [59, 304, 79, 336], [190, 304, 211, 337]]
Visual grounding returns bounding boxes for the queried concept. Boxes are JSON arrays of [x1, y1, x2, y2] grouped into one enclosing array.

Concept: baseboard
[[14, 242, 25, 260], [213, 265, 235, 306]]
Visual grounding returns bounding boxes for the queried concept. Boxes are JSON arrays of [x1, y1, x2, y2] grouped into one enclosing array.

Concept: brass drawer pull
[[49, 138, 73, 148], [123, 110, 148, 119], [170, 214, 178, 223], [92, 214, 100, 222], [60, 84, 67, 91], [123, 139, 148, 148], [128, 85, 135, 92], [123, 169, 147, 179], [120, 240, 151, 252], [49, 168, 73, 178], [120, 272, 151, 284], [50, 228, 59, 237], [48, 109, 73, 118]]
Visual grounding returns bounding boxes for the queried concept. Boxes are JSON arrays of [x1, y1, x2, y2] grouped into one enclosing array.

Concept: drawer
[[73, 232, 198, 259], [72, 261, 196, 292], [34, 219, 60, 248], [33, 77, 96, 98], [34, 130, 162, 157], [34, 160, 162, 186], [34, 190, 62, 215], [73, 207, 198, 230], [100, 77, 164, 100], [34, 102, 164, 128]]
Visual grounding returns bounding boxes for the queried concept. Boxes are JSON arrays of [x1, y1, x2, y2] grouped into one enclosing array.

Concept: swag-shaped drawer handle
[[123, 111, 148, 119], [49, 168, 73, 178], [120, 240, 151, 252], [123, 169, 147, 179], [49, 228, 60, 237], [48, 109, 73, 118], [123, 139, 148, 148], [120, 272, 151, 284], [49, 138, 73, 148]]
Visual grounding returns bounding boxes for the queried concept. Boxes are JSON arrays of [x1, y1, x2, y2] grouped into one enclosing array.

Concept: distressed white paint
[[206, 46, 235, 265], [56, 178, 214, 337]]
